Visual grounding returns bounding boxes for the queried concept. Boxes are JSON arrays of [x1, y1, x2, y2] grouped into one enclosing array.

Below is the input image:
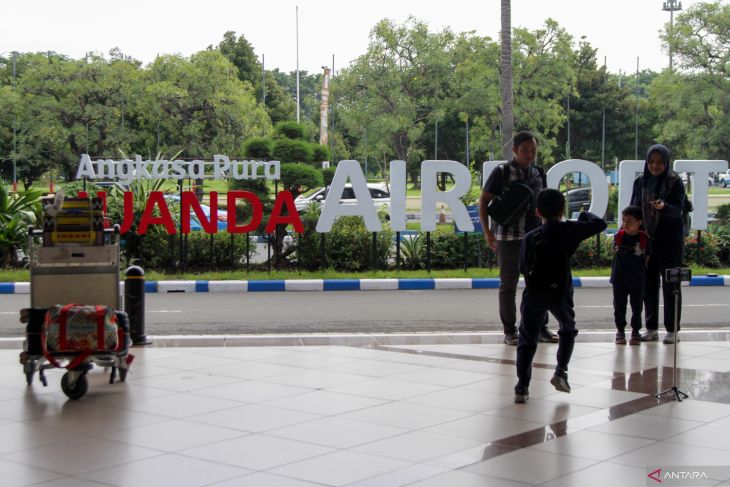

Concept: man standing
[[479, 131, 558, 346]]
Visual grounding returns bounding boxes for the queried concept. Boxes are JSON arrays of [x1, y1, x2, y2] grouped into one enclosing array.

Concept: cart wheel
[[61, 372, 88, 400], [119, 367, 128, 382]]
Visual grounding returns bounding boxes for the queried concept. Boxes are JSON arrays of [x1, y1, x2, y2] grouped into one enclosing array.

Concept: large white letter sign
[[674, 159, 728, 230], [75, 154, 97, 179], [547, 159, 609, 217], [316, 160, 381, 232], [617, 160, 644, 214], [388, 160, 407, 232], [421, 160, 473, 232]]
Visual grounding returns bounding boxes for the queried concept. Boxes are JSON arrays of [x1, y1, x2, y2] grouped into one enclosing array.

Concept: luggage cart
[[19, 196, 132, 400]]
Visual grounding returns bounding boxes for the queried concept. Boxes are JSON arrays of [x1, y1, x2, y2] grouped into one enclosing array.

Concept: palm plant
[[400, 234, 426, 269], [0, 181, 43, 267]]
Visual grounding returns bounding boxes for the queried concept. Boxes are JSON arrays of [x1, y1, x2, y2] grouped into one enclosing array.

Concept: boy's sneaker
[[663, 332, 680, 344], [615, 332, 627, 345], [538, 328, 559, 343], [550, 370, 571, 393], [514, 385, 529, 404], [503, 333, 519, 346], [640, 330, 659, 342], [628, 333, 641, 345]]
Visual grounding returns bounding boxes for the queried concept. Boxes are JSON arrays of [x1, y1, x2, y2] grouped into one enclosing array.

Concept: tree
[[215, 31, 296, 124], [511, 20, 575, 165], [336, 18, 454, 184], [134, 51, 271, 158], [554, 38, 636, 168], [651, 1, 730, 160]]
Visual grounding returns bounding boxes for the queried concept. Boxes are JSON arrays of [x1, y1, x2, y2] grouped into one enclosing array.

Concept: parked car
[[295, 182, 391, 213], [564, 187, 592, 217], [717, 170, 730, 188]]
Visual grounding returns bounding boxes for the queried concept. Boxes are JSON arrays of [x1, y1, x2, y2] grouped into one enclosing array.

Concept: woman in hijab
[[630, 144, 687, 344]]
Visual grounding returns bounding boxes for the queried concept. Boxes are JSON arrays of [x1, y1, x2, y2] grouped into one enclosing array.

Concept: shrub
[[274, 121, 307, 140], [243, 137, 273, 159], [326, 217, 393, 271], [280, 163, 323, 196], [311, 144, 331, 163], [709, 224, 730, 264], [685, 231, 721, 267], [571, 233, 613, 268], [291, 202, 323, 270], [715, 203, 730, 226], [322, 167, 336, 186], [127, 231, 253, 271], [429, 226, 481, 269], [273, 139, 314, 163], [186, 232, 254, 270]]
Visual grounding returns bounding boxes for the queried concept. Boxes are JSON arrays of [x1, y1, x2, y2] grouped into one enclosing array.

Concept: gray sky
[[0, 0, 710, 75]]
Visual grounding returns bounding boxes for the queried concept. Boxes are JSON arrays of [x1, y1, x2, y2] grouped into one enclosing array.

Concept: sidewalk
[[1, 332, 729, 486]]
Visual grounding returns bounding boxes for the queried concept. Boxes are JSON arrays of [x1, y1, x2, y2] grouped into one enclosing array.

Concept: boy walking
[[611, 206, 648, 345], [514, 189, 606, 403]]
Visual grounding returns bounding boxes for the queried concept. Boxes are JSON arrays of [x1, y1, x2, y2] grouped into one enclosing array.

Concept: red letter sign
[[182, 191, 217, 234], [227, 191, 263, 233], [138, 191, 176, 235], [266, 191, 304, 234]]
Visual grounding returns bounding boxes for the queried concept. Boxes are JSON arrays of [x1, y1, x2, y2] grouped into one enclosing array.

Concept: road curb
[[1, 275, 728, 294]]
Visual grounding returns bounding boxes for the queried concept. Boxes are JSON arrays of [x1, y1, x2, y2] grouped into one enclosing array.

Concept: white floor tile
[[0, 458, 65, 487], [268, 416, 408, 448], [463, 448, 596, 484], [263, 389, 385, 415], [190, 403, 321, 432], [352, 430, 483, 463], [2, 437, 162, 475], [330, 377, 445, 401], [340, 401, 472, 430], [271, 450, 410, 486], [179, 434, 334, 470], [590, 412, 704, 440], [407, 469, 532, 487], [424, 414, 543, 442], [99, 418, 247, 451], [79, 453, 251, 487], [191, 379, 309, 403], [528, 429, 655, 460]]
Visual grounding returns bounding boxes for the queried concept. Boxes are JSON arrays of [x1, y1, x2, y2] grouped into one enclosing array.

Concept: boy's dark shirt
[[610, 231, 648, 287], [519, 212, 607, 290]]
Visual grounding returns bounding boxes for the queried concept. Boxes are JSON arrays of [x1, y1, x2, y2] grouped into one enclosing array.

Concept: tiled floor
[[1, 336, 730, 486]]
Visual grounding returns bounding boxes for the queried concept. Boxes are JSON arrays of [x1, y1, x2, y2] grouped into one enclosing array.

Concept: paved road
[[1, 287, 728, 337]]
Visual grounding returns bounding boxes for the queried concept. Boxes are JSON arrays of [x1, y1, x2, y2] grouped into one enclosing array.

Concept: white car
[[295, 182, 391, 213]]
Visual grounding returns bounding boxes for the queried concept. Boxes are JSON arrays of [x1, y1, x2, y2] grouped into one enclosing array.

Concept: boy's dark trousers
[[516, 289, 578, 389], [612, 281, 643, 334]]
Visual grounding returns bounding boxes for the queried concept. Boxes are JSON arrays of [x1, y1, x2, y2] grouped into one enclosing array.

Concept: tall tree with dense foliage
[[134, 50, 271, 158], [649, 0, 730, 160], [336, 17, 454, 183]]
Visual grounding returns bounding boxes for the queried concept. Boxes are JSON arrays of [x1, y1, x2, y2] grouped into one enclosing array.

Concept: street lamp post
[[662, 0, 683, 72]]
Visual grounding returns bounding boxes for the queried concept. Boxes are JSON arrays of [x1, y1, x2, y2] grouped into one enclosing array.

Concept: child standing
[[514, 189, 606, 403], [611, 206, 648, 345]]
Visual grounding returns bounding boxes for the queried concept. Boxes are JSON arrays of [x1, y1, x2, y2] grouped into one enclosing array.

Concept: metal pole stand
[[656, 281, 688, 401]]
